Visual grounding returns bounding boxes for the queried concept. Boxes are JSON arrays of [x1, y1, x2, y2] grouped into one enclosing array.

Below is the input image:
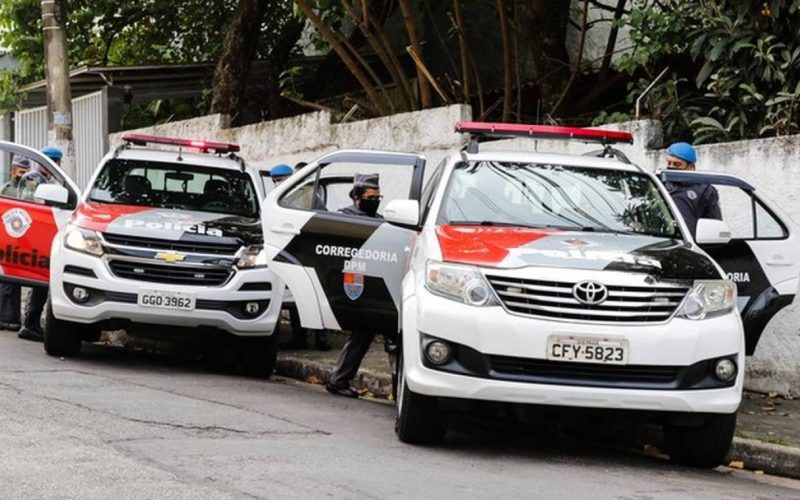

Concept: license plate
[[137, 290, 196, 311], [546, 335, 629, 365]]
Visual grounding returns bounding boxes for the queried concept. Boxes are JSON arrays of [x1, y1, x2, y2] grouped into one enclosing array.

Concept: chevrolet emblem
[[154, 251, 187, 263]]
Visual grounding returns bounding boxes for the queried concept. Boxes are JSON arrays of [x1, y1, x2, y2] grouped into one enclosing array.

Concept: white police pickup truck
[[260, 123, 799, 467], [0, 135, 284, 377]]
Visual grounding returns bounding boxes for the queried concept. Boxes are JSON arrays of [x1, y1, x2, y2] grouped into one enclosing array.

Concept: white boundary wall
[[111, 105, 800, 395]]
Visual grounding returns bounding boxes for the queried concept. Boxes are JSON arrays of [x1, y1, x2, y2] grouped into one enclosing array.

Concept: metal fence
[[13, 89, 108, 189], [73, 89, 108, 189], [14, 105, 48, 151]]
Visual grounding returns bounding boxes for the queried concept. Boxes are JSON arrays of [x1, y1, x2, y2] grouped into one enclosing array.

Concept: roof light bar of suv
[[121, 133, 241, 154], [455, 121, 634, 145]]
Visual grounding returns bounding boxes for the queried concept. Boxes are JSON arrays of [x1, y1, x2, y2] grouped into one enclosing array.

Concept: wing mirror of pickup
[[695, 218, 733, 245], [384, 199, 420, 227], [34, 184, 70, 208]]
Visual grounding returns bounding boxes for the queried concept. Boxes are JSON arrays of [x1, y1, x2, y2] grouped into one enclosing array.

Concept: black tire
[[43, 303, 82, 357], [237, 334, 278, 379], [395, 355, 446, 444], [664, 412, 737, 468]]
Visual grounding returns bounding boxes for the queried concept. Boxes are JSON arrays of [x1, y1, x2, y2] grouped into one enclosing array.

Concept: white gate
[[14, 105, 48, 151], [13, 89, 108, 189], [73, 89, 108, 188]]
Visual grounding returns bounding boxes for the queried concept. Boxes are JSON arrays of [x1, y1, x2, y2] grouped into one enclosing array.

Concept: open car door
[[261, 150, 425, 334], [0, 141, 80, 287], [660, 170, 799, 354]]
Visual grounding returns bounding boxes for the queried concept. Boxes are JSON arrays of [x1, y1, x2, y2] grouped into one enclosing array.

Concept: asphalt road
[[1, 334, 798, 500]]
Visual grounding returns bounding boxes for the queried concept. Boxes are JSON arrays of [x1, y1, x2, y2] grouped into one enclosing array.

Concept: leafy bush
[[616, 0, 800, 144]]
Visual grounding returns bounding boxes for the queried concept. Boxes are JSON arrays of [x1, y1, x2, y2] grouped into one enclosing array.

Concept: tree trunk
[[598, 0, 627, 81], [496, 0, 512, 121], [452, 0, 470, 102], [521, 0, 571, 116], [342, 0, 415, 111], [398, 0, 431, 108], [294, 0, 389, 115], [211, 0, 269, 124], [263, 16, 305, 120], [550, 0, 589, 116]]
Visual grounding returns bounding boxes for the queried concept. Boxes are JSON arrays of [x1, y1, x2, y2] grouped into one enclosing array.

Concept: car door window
[[0, 152, 60, 204], [279, 161, 417, 217], [716, 185, 786, 240]]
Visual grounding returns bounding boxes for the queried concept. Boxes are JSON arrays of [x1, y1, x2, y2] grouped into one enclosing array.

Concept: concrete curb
[[276, 354, 800, 479], [275, 355, 392, 397], [727, 438, 800, 480]]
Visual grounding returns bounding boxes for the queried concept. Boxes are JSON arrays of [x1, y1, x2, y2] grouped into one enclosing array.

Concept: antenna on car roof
[[455, 121, 634, 154]]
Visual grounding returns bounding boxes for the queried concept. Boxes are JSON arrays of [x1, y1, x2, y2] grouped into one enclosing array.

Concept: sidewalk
[[276, 328, 800, 479]]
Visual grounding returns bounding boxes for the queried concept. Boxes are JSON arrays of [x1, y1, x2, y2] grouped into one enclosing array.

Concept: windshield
[[88, 159, 259, 218], [438, 161, 678, 237]]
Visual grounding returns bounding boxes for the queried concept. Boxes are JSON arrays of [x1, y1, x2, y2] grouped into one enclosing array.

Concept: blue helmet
[[270, 164, 293, 178], [41, 146, 63, 161], [666, 142, 696, 164]]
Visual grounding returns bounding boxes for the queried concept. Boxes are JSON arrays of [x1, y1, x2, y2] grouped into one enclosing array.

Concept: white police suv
[[260, 123, 799, 466], [0, 135, 284, 377]]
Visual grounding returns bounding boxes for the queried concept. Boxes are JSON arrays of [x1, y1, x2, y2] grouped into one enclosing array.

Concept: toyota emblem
[[572, 280, 608, 305]]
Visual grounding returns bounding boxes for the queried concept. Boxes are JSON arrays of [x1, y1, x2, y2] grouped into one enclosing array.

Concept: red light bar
[[122, 133, 240, 154], [455, 121, 634, 145]]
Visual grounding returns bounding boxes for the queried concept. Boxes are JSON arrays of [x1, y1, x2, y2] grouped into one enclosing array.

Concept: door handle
[[766, 255, 793, 266], [270, 226, 301, 235]]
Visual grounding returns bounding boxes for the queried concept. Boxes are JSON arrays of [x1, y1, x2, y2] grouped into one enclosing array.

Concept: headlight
[[425, 260, 497, 306], [64, 227, 104, 256], [236, 245, 268, 269], [677, 280, 736, 320]]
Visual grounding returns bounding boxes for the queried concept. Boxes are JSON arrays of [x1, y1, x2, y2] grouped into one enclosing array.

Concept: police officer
[[325, 173, 383, 398], [18, 146, 61, 342], [0, 155, 31, 331], [664, 142, 722, 238]]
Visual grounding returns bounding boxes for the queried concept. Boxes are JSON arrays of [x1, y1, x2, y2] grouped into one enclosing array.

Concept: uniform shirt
[[665, 182, 722, 238], [338, 204, 383, 219], [0, 179, 20, 198]]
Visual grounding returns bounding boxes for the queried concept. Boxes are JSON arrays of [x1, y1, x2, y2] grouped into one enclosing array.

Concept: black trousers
[[328, 330, 376, 388], [0, 283, 21, 324], [23, 287, 47, 330]]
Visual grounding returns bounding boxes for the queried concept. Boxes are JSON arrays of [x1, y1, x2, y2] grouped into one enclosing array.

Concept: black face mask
[[359, 198, 380, 217]]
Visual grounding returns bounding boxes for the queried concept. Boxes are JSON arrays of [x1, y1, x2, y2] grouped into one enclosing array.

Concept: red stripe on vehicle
[[436, 225, 557, 265], [71, 202, 152, 233]]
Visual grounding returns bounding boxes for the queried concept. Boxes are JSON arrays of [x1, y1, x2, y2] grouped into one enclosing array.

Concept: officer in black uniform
[[18, 146, 61, 342], [0, 155, 31, 331], [664, 142, 722, 238], [325, 173, 383, 398]]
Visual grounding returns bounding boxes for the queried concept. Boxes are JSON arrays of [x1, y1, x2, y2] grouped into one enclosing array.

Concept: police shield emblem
[[343, 272, 365, 300]]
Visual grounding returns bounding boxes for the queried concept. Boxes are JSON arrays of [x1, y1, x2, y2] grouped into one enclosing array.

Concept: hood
[[72, 202, 263, 246], [436, 225, 720, 280]]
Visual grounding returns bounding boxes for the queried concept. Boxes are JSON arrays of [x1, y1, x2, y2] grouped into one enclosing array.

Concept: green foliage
[[0, 69, 26, 112], [615, 0, 800, 144]]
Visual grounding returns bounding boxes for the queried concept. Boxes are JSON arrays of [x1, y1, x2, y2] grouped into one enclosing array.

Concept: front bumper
[[51, 246, 283, 336], [402, 289, 744, 414]]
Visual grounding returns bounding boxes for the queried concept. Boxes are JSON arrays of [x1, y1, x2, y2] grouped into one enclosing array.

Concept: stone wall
[[111, 106, 800, 395]]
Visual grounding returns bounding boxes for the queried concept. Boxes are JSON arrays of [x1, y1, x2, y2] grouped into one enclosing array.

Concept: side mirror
[[384, 199, 420, 227], [34, 184, 70, 207], [695, 218, 732, 245]]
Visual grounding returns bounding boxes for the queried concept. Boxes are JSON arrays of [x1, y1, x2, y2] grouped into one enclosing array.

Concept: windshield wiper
[[447, 220, 556, 230]]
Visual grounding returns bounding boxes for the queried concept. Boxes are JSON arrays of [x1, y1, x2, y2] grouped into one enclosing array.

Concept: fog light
[[244, 302, 261, 316], [425, 340, 452, 365], [715, 358, 737, 382], [71, 286, 90, 303]]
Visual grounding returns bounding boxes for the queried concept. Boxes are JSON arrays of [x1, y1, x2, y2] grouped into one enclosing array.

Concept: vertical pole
[[42, 0, 75, 179]]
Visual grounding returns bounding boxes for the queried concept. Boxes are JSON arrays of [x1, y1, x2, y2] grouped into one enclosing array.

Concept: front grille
[[486, 276, 688, 323], [488, 355, 680, 386], [103, 233, 241, 255], [108, 260, 232, 286]]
